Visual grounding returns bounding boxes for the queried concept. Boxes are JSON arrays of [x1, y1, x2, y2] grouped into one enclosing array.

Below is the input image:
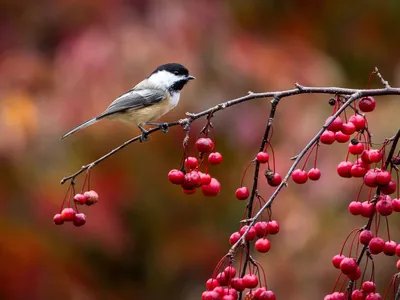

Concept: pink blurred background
[[1, 1, 400, 299]]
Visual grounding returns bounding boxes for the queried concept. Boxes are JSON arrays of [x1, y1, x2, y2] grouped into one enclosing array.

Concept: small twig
[[375, 67, 391, 89]]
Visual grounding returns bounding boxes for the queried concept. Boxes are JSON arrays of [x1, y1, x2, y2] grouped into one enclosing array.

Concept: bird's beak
[[187, 75, 195, 80]]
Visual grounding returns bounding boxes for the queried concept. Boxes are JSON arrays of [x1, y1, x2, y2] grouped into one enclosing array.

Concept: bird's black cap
[[150, 63, 190, 77]]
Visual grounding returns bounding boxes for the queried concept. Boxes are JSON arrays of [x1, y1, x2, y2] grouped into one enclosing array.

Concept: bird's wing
[[96, 87, 166, 119]]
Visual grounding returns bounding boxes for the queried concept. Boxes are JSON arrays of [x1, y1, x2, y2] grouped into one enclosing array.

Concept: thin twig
[[375, 67, 391, 89]]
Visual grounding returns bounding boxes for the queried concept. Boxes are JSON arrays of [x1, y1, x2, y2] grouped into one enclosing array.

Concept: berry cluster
[[168, 137, 222, 196]]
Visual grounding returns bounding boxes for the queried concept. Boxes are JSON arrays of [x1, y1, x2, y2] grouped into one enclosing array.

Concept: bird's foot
[[145, 122, 169, 133], [138, 125, 149, 142]]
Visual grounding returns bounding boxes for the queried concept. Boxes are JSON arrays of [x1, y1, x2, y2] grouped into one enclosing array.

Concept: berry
[[351, 163, 368, 178], [255, 238, 271, 253], [308, 168, 321, 181], [376, 198, 393, 216], [195, 138, 215, 153], [349, 201, 363, 215], [369, 237, 385, 254], [365, 293, 382, 300], [199, 172, 212, 185], [351, 290, 366, 300], [359, 230, 374, 245], [73, 213, 86, 227], [348, 266, 361, 280], [61, 207, 76, 221], [230, 277, 245, 291], [348, 141, 364, 155], [341, 122, 356, 135], [361, 281, 376, 293], [364, 170, 378, 187], [254, 221, 268, 237], [361, 150, 372, 164], [337, 161, 353, 178], [53, 213, 64, 225], [380, 180, 397, 195], [229, 232, 241, 246], [335, 131, 350, 143], [224, 266, 236, 279], [392, 198, 400, 212], [208, 152, 223, 165], [326, 116, 343, 132], [259, 291, 276, 300], [332, 254, 345, 269], [397, 259, 400, 270], [349, 115, 366, 130], [235, 187, 250, 200], [216, 272, 229, 286], [239, 225, 257, 241], [203, 291, 220, 300], [320, 130, 336, 144], [201, 178, 221, 196], [242, 274, 258, 289], [376, 171, 391, 185], [182, 171, 201, 190], [168, 169, 185, 185], [267, 220, 280, 234], [73, 193, 87, 205], [182, 188, 196, 194], [84, 190, 99, 206], [358, 96, 376, 112], [361, 201, 375, 218], [267, 172, 282, 186], [184, 156, 199, 169], [256, 152, 269, 163], [339, 257, 357, 275], [253, 288, 267, 298], [368, 150, 382, 163], [206, 278, 219, 290], [222, 295, 235, 300], [292, 169, 308, 184], [383, 240, 397, 256]]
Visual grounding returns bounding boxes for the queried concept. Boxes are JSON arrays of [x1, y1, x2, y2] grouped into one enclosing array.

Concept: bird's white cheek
[[170, 92, 180, 107]]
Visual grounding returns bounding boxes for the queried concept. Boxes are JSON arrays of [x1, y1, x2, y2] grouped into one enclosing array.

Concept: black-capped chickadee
[[61, 63, 195, 139]]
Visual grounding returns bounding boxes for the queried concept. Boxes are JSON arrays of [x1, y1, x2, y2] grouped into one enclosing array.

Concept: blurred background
[[1, 0, 400, 299]]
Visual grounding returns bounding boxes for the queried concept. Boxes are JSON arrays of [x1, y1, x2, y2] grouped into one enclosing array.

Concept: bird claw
[[144, 122, 169, 133], [138, 126, 149, 142]]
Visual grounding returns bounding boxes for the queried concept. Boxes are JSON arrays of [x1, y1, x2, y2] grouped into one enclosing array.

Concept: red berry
[[224, 266, 236, 279], [341, 122, 356, 135], [242, 274, 258, 289], [195, 138, 215, 153], [267, 220, 280, 234], [332, 254, 345, 269], [326, 116, 343, 132], [337, 161, 353, 178], [182, 188, 196, 194], [229, 232, 241, 246], [376, 171, 391, 185], [213, 288, 224, 298], [348, 266, 361, 280], [230, 277, 245, 291], [308, 168, 321, 181], [369, 237, 385, 254], [256, 152, 269, 163], [216, 272, 229, 286], [292, 169, 308, 184], [368, 150, 382, 163], [383, 240, 397, 256], [184, 156, 199, 169], [73, 213, 86, 227], [201, 178, 221, 196], [259, 291, 276, 300], [351, 290, 366, 300], [348, 141, 364, 155], [359, 230, 374, 245], [84, 190, 99, 206], [392, 198, 400, 212], [208, 152, 223, 165], [339, 257, 357, 275], [206, 278, 219, 290], [335, 131, 350, 143], [235, 187, 249, 200], [364, 170, 378, 187], [351, 163, 368, 178], [361, 150, 372, 164], [73, 193, 87, 205], [358, 96, 376, 113], [320, 130, 336, 144], [199, 172, 212, 185], [168, 169, 185, 185], [267, 172, 282, 186], [255, 238, 271, 253], [365, 293, 382, 300], [349, 201, 363, 215], [361, 201, 375, 218], [381, 180, 397, 195], [61, 207, 76, 221], [202, 291, 220, 300], [182, 171, 201, 190], [376, 198, 393, 216], [349, 115, 366, 130], [239, 225, 257, 241], [53, 213, 64, 225], [253, 288, 267, 298], [222, 295, 234, 300], [254, 221, 268, 237], [223, 289, 237, 299], [396, 244, 400, 257]]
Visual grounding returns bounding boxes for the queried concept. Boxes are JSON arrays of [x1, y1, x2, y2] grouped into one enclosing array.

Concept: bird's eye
[[174, 71, 179, 75]]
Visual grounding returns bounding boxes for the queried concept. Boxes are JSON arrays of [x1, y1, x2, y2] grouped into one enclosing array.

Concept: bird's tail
[[61, 118, 99, 139]]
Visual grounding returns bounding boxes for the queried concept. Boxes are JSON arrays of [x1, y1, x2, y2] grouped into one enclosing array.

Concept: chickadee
[[61, 63, 195, 139]]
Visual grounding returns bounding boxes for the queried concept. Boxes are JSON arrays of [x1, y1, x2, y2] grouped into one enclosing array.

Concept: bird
[[61, 62, 195, 140]]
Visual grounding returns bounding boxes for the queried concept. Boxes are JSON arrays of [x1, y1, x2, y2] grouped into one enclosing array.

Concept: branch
[[61, 86, 400, 185]]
